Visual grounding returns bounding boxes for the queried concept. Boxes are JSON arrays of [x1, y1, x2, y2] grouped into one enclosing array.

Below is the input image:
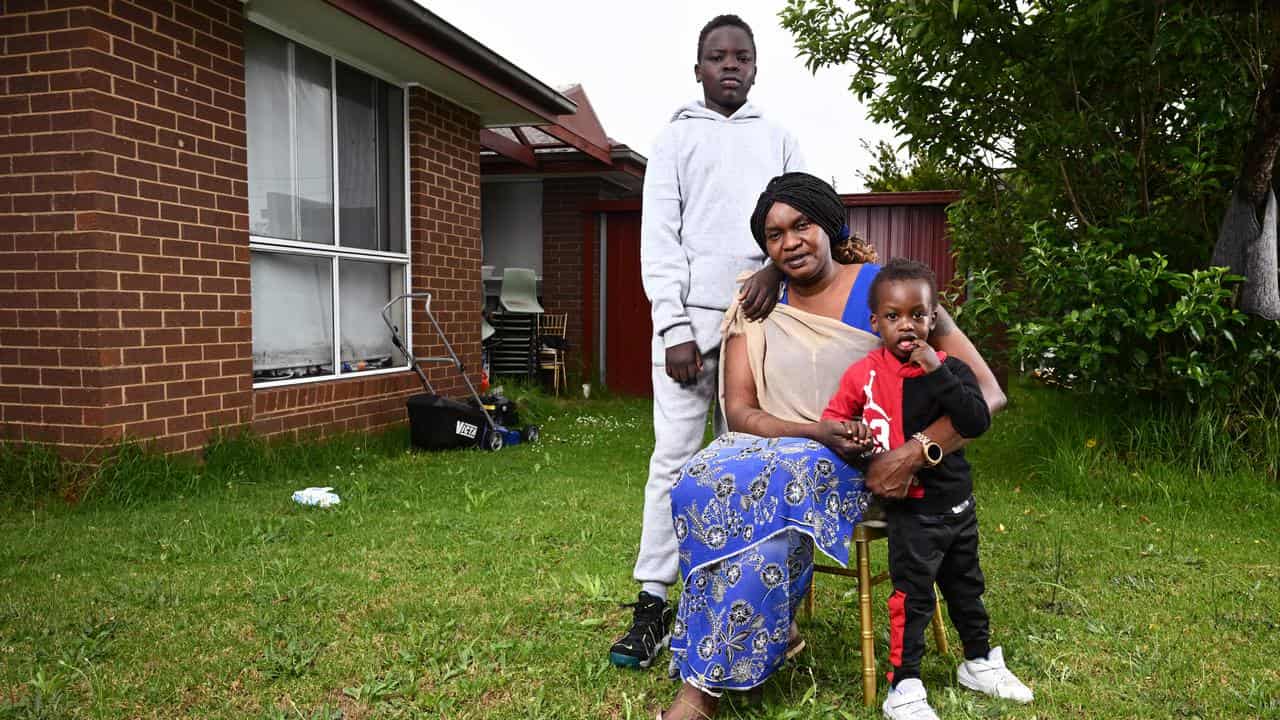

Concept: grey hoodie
[[640, 100, 806, 362]]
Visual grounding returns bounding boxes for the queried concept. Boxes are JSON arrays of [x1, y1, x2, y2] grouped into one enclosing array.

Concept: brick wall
[[251, 373, 420, 441], [541, 177, 603, 376], [407, 89, 482, 398], [0, 0, 251, 456], [1, 3, 485, 454]]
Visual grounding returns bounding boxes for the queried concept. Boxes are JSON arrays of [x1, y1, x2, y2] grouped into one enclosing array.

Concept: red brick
[[122, 309, 161, 327], [49, 28, 112, 53], [31, 132, 73, 152], [69, 48, 132, 79], [193, 100, 227, 126], [155, 53, 192, 80], [124, 383, 163, 404], [158, 165, 196, 188], [117, 196, 157, 218], [1, 367, 41, 385], [155, 89, 192, 115], [164, 378, 201, 397], [176, 150, 212, 173], [114, 116, 156, 142], [145, 398, 183, 419], [166, 412, 201, 434], [4, 404, 43, 424], [20, 386, 61, 404], [111, 1, 155, 29], [135, 103, 174, 128], [153, 12, 192, 41], [159, 202, 197, 223], [73, 129, 135, 157], [116, 156, 158, 180], [9, 74, 50, 94], [163, 309, 199, 326], [136, 142, 175, 165], [132, 26, 173, 55], [99, 403, 144, 424]]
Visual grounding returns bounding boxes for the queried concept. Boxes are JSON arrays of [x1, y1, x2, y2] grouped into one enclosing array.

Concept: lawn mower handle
[[380, 292, 498, 435]]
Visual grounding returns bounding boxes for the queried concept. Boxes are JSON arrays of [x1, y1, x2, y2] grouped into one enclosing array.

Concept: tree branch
[[1237, 40, 1280, 216], [1059, 159, 1093, 229]]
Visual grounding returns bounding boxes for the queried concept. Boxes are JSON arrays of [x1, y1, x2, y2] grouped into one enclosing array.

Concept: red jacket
[[823, 347, 990, 512]]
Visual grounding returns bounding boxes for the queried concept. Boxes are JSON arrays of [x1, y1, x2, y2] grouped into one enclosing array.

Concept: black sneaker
[[608, 591, 673, 669]]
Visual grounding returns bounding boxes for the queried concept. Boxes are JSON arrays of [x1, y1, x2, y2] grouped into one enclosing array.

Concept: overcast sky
[[423, 0, 898, 192]]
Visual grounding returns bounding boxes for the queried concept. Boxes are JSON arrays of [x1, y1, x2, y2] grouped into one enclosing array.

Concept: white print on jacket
[[862, 370, 892, 452]]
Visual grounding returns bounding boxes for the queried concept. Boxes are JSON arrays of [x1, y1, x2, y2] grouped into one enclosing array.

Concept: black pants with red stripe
[[886, 500, 991, 686]]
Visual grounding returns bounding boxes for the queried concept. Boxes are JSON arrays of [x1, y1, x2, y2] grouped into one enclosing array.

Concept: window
[[245, 24, 409, 385]]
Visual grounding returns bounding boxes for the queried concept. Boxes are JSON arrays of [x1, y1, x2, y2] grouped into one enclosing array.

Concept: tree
[[780, 0, 1280, 400], [858, 139, 968, 192], [782, 0, 1270, 266], [1213, 19, 1280, 319]]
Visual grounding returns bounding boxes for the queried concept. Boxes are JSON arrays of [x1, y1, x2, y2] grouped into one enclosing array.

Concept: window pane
[[384, 83, 404, 253], [246, 26, 293, 239], [337, 63, 404, 253], [293, 43, 334, 244], [245, 25, 333, 244], [251, 251, 334, 380], [339, 259, 405, 371]]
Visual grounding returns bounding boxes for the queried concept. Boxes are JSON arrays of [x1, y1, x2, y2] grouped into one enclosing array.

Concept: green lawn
[[1, 385, 1278, 719]]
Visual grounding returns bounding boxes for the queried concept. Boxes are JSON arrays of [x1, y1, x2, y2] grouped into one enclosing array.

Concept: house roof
[[480, 84, 646, 193], [244, 0, 576, 124]]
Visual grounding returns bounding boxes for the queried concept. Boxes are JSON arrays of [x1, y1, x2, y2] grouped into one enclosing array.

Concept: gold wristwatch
[[912, 432, 943, 467]]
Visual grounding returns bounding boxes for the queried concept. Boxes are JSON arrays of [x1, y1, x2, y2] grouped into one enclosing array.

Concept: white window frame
[[246, 23, 413, 389]]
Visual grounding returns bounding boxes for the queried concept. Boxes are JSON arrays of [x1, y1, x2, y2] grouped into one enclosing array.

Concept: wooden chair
[[537, 313, 568, 395], [804, 519, 950, 707]]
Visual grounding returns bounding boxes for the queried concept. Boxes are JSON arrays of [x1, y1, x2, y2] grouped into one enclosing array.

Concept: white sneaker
[[882, 679, 940, 720], [956, 646, 1034, 703]]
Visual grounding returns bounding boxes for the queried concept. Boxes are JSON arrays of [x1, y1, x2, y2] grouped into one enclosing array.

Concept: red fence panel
[[842, 191, 961, 287]]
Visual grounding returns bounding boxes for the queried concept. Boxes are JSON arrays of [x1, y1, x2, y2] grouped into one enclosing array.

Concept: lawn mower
[[381, 292, 539, 452]]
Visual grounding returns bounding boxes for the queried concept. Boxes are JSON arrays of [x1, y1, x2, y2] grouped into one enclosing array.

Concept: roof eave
[[326, 0, 576, 121]]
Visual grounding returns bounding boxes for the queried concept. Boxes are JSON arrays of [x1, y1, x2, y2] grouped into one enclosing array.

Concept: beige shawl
[[718, 275, 882, 425]]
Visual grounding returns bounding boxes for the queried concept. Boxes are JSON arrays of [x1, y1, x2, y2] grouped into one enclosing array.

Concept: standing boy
[[608, 14, 806, 669], [822, 259, 1033, 719]]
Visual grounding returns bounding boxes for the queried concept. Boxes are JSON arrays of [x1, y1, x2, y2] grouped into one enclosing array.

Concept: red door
[[604, 211, 652, 396]]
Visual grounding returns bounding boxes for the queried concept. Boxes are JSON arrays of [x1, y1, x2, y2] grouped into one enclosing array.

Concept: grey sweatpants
[[632, 351, 726, 590]]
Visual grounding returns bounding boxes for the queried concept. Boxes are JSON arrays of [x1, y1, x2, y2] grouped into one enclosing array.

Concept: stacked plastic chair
[[490, 268, 542, 379]]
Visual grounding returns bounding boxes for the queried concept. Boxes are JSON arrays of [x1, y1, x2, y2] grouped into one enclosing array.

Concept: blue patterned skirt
[[669, 433, 870, 691]]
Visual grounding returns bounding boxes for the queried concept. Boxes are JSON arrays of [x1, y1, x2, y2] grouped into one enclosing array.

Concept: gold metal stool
[[804, 519, 950, 707]]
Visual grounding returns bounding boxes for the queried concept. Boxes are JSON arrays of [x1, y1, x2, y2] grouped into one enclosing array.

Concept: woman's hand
[[865, 441, 923, 498], [739, 264, 783, 321]]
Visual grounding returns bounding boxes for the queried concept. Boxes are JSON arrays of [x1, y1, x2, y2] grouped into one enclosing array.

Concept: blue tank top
[[779, 262, 881, 334]]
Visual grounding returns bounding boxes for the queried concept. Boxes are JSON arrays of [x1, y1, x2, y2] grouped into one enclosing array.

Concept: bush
[[954, 225, 1271, 404], [1003, 224, 1252, 401]]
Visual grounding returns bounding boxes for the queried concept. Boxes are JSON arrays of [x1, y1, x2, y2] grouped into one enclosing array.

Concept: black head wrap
[[749, 172, 849, 252]]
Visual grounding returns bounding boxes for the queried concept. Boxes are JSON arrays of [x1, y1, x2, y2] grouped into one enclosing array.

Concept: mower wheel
[[485, 430, 504, 452], [522, 425, 540, 444]]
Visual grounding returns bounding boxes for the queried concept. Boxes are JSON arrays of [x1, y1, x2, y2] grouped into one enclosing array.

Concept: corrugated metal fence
[[842, 191, 962, 286]]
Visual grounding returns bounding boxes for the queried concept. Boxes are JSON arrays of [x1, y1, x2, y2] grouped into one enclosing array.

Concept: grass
[[1, 382, 1278, 719]]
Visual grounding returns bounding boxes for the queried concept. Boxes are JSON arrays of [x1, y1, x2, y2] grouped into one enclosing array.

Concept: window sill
[[252, 364, 413, 390]]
